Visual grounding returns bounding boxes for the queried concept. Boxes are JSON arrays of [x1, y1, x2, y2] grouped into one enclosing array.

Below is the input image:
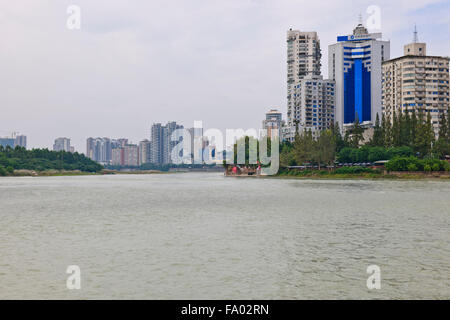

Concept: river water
[[0, 173, 449, 299]]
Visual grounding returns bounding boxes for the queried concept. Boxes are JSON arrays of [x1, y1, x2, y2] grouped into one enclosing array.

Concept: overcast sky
[[1, 0, 449, 152]]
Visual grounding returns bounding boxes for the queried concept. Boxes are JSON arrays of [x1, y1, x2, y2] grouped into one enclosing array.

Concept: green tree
[[433, 108, 449, 158], [293, 129, 315, 165], [280, 142, 297, 167], [331, 122, 346, 152], [410, 110, 418, 147], [371, 113, 383, 146], [368, 146, 388, 162], [414, 109, 428, 157], [314, 130, 336, 168], [392, 110, 402, 147], [348, 112, 364, 148], [401, 108, 412, 147], [337, 147, 353, 163], [382, 114, 393, 148], [425, 111, 436, 157]]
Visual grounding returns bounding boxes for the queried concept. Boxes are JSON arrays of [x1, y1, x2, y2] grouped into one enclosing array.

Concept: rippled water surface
[[0, 173, 449, 299]]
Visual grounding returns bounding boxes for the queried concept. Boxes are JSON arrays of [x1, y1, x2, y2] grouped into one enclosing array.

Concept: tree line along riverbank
[[0, 146, 103, 176], [225, 109, 449, 179]]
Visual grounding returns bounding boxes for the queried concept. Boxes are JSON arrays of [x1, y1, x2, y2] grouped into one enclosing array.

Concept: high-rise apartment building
[[284, 29, 335, 142], [14, 135, 27, 148], [163, 121, 184, 164], [123, 144, 139, 167], [187, 127, 204, 163], [287, 30, 322, 128], [291, 76, 335, 136], [87, 137, 111, 164], [111, 147, 124, 166], [87, 137, 130, 164], [382, 29, 449, 136], [329, 22, 390, 131], [139, 140, 151, 165], [150, 122, 183, 164], [151, 123, 164, 164], [53, 137, 71, 152]]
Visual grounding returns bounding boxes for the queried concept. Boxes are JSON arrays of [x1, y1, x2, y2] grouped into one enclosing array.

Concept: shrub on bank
[[278, 167, 381, 176], [385, 156, 449, 172], [337, 146, 414, 163], [334, 166, 380, 174]]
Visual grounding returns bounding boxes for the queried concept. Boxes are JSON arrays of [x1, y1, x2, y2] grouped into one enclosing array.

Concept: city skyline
[[1, 1, 449, 152]]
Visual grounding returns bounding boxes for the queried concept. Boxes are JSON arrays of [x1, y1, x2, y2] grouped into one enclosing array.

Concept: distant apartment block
[[163, 122, 184, 164], [0, 137, 15, 148], [0, 133, 27, 149], [262, 109, 284, 139], [139, 140, 151, 165], [87, 137, 129, 164], [151, 121, 184, 164], [87, 137, 112, 164], [111, 147, 124, 166], [382, 29, 449, 136], [187, 126, 204, 163], [14, 135, 27, 148], [151, 123, 164, 164], [123, 144, 139, 167], [53, 137, 71, 152], [110, 144, 139, 167]]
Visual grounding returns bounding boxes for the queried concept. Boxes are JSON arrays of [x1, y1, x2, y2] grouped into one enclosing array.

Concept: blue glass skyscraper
[[329, 23, 390, 130]]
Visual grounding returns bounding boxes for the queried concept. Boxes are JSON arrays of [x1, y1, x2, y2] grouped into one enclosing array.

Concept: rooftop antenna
[[413, 24, 419, 43], [358, 13, 363, 26]]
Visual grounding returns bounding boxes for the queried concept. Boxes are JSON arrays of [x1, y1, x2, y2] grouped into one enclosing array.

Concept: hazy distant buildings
[[150, 123, 164, 164], [139, 139, 151, 165], [0, 137, 15, 148], [123, 144, 139, 167], [87, 137, 131, 165], [382, 28, 449, 136], [53, 137, 71, 152], [262, 109, 284, 138], [110, 143, 139, 167], [329, 22, 390, 131], [86, 121, 198, 167], [87, 137, 111, 164], [187, 126, 204, 163], [151, 121, 184, 164], [14, 135, 27, 148], [163, 122, 184, 164], [111, 147, 124, 166], [0, 133, 27, 149]]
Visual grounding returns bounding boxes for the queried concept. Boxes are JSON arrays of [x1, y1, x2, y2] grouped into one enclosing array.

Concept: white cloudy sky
[[1, 0, 449, 152]]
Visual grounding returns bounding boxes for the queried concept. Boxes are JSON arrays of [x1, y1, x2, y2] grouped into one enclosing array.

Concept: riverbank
[[1, 169, 168, 177], [272, 170, 450, 180]]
